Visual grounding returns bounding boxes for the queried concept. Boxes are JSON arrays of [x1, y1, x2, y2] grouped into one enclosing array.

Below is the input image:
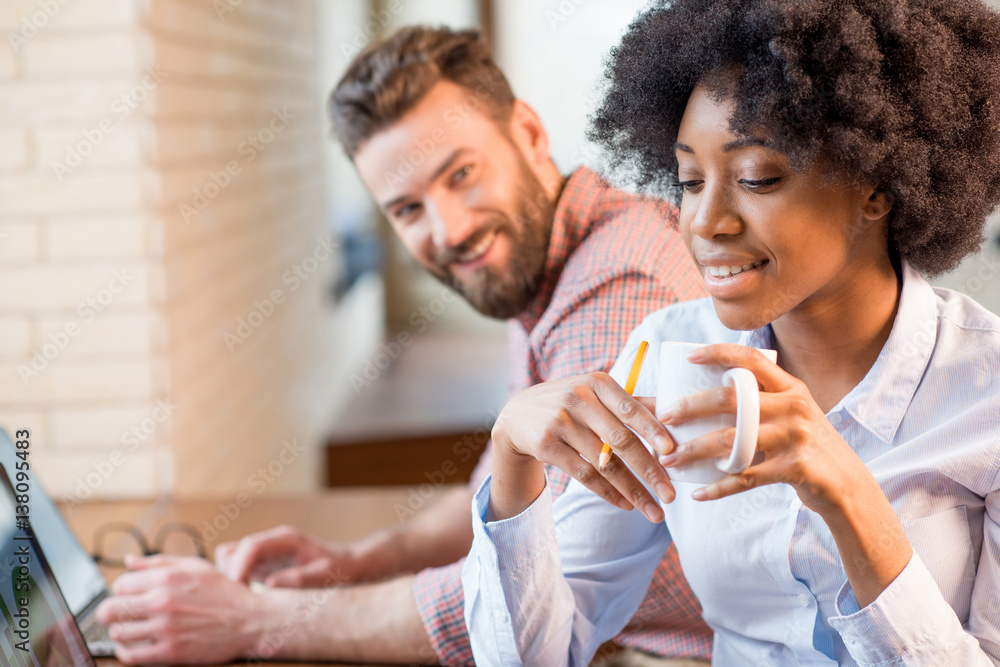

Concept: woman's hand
[[490, 372, 678, 523], [653, 343, 911, 607], [654, 344, 871, 513]]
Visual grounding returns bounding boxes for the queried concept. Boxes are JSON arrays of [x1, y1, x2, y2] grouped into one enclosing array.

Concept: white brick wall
[[21, 32, 141, 76], [0, 0, 367, 500], [0, 220, 39, 261], [0, 128, 29, 171], [0, 316, 32, 356], [44, 214, 148, 260], [0, 0, 136, 32]]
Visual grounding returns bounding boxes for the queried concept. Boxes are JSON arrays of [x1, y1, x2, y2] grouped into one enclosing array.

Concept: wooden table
[[60, 485, 456, 667]]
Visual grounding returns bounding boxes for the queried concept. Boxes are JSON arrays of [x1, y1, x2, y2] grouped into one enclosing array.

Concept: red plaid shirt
[[413, 167, 713, 665]]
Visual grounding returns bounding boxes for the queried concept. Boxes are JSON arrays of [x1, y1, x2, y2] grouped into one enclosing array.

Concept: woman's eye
[[676, 180, 703, 193], [737, 177, 781, 190], [674, 176, 780, 194]]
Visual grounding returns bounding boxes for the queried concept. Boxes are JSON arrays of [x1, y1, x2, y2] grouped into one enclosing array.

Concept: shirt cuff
[[828, 552, 964, 664], [473, 472, 557, 567], [464, 474, 562, 666]]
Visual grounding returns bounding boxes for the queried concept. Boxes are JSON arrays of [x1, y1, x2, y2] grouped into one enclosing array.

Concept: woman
[[460, 0, 1000, 664]]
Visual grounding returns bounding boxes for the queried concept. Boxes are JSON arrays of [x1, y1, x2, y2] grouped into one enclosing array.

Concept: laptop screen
[[0, 431, 106, 617], [0, 466, 96, 666]]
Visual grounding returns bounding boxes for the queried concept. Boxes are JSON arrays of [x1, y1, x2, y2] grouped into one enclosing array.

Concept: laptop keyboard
[[84, 621, 112, 644]]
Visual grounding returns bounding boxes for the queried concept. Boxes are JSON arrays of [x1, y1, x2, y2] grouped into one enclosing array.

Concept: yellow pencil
[[598, 340, 649, 472]]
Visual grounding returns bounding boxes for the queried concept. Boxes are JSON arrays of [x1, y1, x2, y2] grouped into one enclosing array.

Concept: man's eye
[[451, 165, 472, 184], [395, 203, 421, 219]]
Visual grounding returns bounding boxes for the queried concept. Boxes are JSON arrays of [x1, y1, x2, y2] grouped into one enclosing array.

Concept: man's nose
[[426, 195, 478, 249]]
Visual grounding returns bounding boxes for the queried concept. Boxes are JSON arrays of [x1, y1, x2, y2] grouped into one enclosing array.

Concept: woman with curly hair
[[460, 0, 1000, 664]]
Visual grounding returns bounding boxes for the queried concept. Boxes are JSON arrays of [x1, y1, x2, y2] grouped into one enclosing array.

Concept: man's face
[[354, 81, 554, 319]]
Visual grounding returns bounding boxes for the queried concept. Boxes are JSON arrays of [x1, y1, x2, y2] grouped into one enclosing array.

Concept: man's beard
[[428, 165, 555, 320]]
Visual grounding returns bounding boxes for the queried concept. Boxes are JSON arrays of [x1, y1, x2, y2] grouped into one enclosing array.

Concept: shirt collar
[[738, 323, 777, 351], [835, 260, 937, 443], [516, 167, 606, 332], [738, 260, 936, 444]]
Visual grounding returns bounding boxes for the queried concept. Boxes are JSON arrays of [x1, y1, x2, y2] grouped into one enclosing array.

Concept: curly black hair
[[590, 0, 1000, 274]]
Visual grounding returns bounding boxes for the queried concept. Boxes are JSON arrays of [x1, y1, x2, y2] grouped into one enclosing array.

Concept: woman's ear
[[864, 187, 894, 221]]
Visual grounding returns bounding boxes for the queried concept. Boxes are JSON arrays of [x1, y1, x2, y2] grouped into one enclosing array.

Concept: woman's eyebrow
[[673, 137, 769, 154], [723, 136, 768, 152]]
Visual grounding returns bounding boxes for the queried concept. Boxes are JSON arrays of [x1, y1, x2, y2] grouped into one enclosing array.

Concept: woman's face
[[675, 84, 892, 332]]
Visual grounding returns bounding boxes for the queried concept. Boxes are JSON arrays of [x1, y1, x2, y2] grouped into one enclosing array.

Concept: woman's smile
[[698, 257, 769, 298]]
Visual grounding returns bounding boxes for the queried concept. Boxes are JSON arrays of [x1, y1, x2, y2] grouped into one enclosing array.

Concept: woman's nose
[[687, 182, 743, 239]]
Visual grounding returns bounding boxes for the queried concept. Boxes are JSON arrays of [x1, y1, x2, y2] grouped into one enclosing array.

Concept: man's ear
[[507, 99, 550, 168]]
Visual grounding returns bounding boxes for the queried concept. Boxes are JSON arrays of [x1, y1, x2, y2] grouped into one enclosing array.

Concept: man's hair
[[590, 0, 1000, 275], [329, 26, 516, 158]]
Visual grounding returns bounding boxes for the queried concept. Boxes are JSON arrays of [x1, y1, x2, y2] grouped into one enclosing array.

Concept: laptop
[[0, 430, 114, 657], [0, 464, 97, 666]]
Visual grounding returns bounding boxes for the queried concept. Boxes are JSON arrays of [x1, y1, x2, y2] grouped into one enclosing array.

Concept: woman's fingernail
[[657, 409, 673, 423], [692, 486, 712, 501], [655, 435, 673, 454], [655, 482, 675, 503], [659, 454, 677, 467], [644, 502, 663, 522], [686, 348, 706, 361]]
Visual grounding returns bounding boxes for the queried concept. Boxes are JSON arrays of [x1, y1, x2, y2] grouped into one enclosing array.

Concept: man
[[96, 26, 711, 666]]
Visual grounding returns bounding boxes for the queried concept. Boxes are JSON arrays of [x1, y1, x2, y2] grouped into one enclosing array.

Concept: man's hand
[[95, 554, 439, 665], [95, 555, 265, 665], [215, 525, 359, 587]]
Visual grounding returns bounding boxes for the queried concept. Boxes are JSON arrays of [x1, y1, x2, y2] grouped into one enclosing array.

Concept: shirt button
[[796, 594, 811, 607], [844, 635, 856, 646]]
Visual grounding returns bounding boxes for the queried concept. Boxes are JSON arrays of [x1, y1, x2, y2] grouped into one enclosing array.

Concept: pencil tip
[[598, 450, 611, 471]]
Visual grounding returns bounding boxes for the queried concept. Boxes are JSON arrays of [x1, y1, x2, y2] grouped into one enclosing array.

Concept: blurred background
[[1, 0, 998, 503]]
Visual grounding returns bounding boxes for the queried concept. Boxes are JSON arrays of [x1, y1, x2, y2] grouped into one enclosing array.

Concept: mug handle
[[715, 367, 761, 475]]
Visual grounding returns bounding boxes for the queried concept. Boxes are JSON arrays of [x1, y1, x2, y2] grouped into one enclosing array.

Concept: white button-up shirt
[[462, 261, 1000, 666]]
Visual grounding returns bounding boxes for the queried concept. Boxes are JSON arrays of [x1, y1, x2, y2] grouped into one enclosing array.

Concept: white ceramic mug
[[656, 342, 778, 484]]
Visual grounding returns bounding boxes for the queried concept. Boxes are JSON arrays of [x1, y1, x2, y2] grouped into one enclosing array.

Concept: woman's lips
[[702, 259, 769, 298], [705, 259, 766, 278]]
